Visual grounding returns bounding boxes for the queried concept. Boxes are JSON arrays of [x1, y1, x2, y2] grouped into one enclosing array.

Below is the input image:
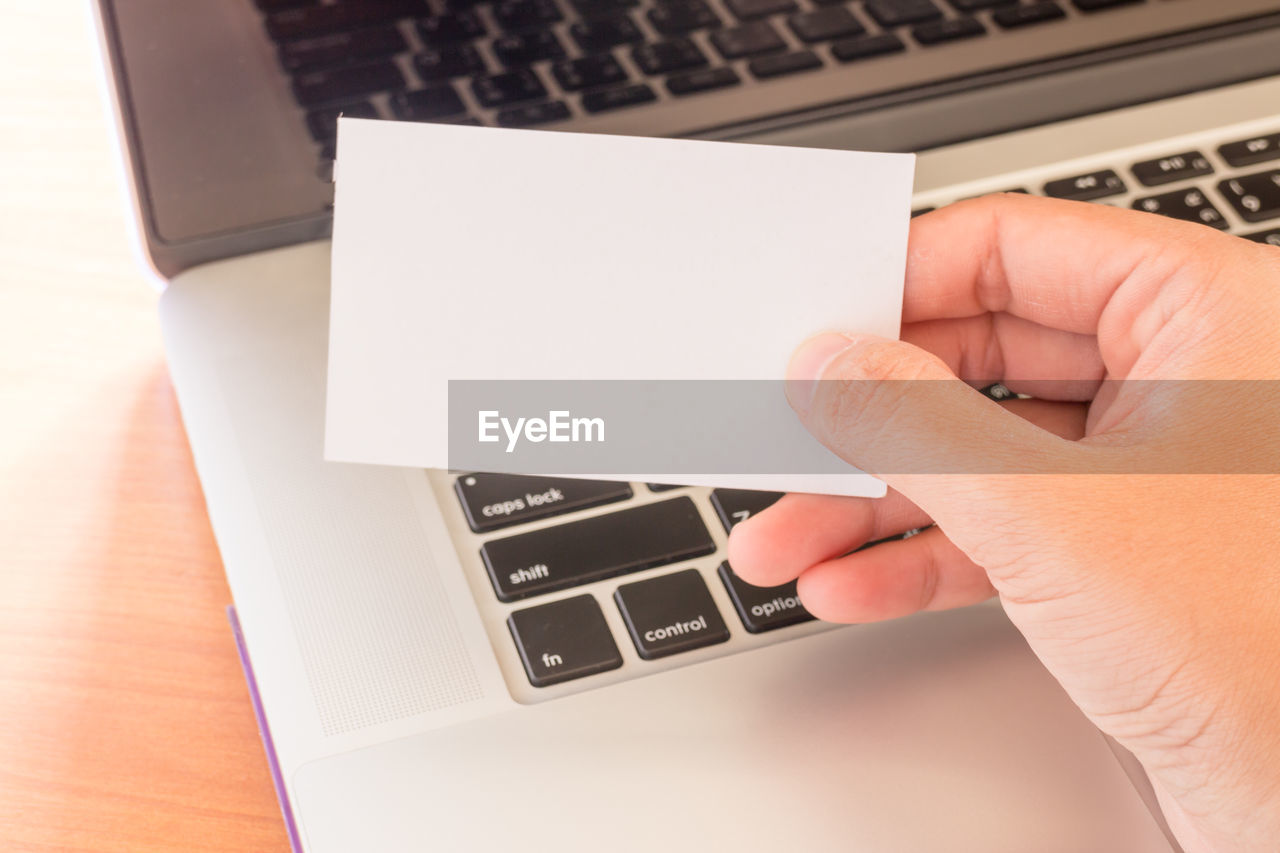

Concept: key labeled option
[[718, 562, 813, 633], [455, 472, 632, 532], [508, 594, 623, 687], [481, 496, 715, 601], [614, 569, 729, 659]]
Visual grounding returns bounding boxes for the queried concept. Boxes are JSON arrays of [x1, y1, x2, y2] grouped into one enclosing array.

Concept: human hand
[[727, 194, 1280, 853]]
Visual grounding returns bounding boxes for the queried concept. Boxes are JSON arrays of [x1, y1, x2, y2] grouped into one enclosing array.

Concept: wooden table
[[0, 5, 290, 850]]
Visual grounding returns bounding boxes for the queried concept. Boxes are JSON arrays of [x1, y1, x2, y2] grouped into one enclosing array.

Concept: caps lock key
[[454, 472, 632, 533]]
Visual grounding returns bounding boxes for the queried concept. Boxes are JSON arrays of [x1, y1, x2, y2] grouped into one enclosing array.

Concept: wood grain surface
[[0, 4, 290, 850]]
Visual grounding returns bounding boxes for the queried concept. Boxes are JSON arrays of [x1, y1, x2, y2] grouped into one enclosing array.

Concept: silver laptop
[[93, 1, 1280, 850]]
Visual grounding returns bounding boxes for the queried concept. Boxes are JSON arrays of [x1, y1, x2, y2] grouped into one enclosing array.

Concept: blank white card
[[325, 118, 914, 497]]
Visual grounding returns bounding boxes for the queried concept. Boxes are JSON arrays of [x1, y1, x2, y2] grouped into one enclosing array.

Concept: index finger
[[904, 193, 1234, 336]]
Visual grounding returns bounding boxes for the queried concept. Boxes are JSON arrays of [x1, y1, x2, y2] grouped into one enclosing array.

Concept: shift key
[[481, 496, 715, 602], [455, 472, 632, 533]]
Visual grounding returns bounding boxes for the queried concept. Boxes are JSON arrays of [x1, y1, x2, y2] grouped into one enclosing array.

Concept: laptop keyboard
[[251, 0, 1229, 158], [428, 120, 1280, 700]]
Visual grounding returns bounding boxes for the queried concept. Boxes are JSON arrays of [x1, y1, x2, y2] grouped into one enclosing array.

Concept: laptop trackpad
[[292, 603, 1174, 852]]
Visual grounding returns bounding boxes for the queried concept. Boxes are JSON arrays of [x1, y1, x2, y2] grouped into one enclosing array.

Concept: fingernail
[[786, 333, 856, 417]]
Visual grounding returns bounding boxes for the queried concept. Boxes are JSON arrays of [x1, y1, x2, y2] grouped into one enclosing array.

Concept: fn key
[[508, 595, 623, 687]]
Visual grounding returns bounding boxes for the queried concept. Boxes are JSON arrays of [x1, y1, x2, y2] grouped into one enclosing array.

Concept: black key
[[1131, 151, 1214, 187], [709, 489, 782, 532], [414, 44, 487, 80], [571, 0, 638, 16], [481, 496, 714, 601], [291, 61, 404, 107], [959, 187, 1031, 201], [581, 82, 657, 112], [632, 38, 708, 75], [507, 595, 623, 687], [646, 483, 685, 492], [667, 66, 740, 94], [831, 32, 905, 62], [992, 1, 1064, 27], [725, 0, 797, 21], [750, 49, 822, 78], [256, 0, 319, 11], [863, 0, 941, 27], [497, 100, 572, 126], [472, 68, 547, 107], [710, 21, 786, 59], [1218, 132, 1280, 168], [304, 100, 377, 141], [390, 85, 466, 120], [912, 16, 984, 45], [493, 30, 566, 66], [570, 15, 644, 52], [416, 11, 486, 44], [552, 54, 629, 90], [493, 0, 563, 29], [1131, 189, 1228, 230], [278, 27, 407, 73], [1072, 0, 1141, 10], [1043, 169, 1126, 201], [1244, 228, 1280, 247], [614, 569, 730, 660], [911, 207, 935, 217], [647, 0, 721, 35], [1218, 170, 1280, 223], [718, 562, 814, 633], [266, 0, 424, 41], [947, 0, 1015, 8], [788, 7, 864, 43], [454, 473, 632, 533]]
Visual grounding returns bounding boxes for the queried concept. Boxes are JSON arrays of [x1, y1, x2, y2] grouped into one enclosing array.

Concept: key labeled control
[[718, 562, 814, 633], [508, 595, 622, 687], [615, 569, 730, 659], [481, 496, 715, 601]]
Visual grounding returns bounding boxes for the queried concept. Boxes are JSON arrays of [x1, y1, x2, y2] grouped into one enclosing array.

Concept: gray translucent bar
[[447, 380, 1280, 475]]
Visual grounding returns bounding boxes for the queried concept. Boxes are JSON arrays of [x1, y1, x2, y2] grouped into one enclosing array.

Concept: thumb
[[786, 332, 1081, 518]]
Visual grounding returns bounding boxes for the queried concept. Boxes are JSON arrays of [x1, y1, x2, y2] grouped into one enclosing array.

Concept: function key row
[[1038, 147, 1280, 230], [1043, 133, 1280, 199]]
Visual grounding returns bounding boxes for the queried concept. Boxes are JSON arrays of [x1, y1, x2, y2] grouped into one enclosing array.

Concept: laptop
[[92, 1, 1280, 850]]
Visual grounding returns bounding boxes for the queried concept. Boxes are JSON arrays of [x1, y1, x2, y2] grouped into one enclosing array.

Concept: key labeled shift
[[614, 569, 730, 659], [481, 497, 715, 601]]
